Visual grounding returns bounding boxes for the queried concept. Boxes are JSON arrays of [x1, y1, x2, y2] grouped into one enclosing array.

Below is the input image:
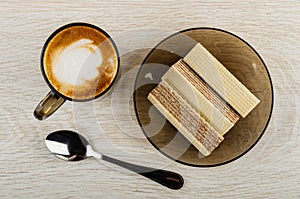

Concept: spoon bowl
[[45, 130, 184, 190], [46, 130, 88, 161]]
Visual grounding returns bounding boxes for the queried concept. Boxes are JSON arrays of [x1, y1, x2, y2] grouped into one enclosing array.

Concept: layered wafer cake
[[148, 43, 260, 156]]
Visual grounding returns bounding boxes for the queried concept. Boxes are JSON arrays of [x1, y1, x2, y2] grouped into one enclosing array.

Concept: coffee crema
[[43, 25, 118, 100]]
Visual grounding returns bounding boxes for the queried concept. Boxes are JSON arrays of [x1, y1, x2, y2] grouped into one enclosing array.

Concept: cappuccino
[[42, 24, 119, 100]]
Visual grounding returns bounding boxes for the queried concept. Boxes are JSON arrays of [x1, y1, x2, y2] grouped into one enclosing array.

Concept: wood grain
[[0, 0, 299, 198]]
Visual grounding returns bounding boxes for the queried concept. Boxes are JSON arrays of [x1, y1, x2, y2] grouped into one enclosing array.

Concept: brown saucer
[[134, 28, 273, 167]]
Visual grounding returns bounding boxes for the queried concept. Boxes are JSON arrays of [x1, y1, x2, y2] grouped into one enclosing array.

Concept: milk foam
[[53, 39, 103, 86]]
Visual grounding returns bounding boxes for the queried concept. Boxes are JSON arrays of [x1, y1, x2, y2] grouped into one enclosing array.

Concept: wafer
[[184, 43, 260, 117], [147, 42, 260, 156], [148, 81, 224, 156], [162, 59, 239, 135]]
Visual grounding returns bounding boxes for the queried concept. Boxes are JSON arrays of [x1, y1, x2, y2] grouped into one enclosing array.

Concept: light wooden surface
[[0, 0, 299, 198]]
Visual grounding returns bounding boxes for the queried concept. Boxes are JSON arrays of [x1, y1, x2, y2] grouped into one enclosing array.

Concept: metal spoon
[[45, 130, 184, 190]]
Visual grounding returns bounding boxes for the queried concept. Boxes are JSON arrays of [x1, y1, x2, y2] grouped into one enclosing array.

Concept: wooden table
[[1, 1, 299, 198]]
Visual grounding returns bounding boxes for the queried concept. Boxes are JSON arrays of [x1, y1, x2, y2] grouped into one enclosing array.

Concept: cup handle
[[34, 91, 66, 120]]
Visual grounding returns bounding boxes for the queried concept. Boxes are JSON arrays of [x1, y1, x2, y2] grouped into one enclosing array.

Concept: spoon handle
[[102, 155, 184, 190]]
